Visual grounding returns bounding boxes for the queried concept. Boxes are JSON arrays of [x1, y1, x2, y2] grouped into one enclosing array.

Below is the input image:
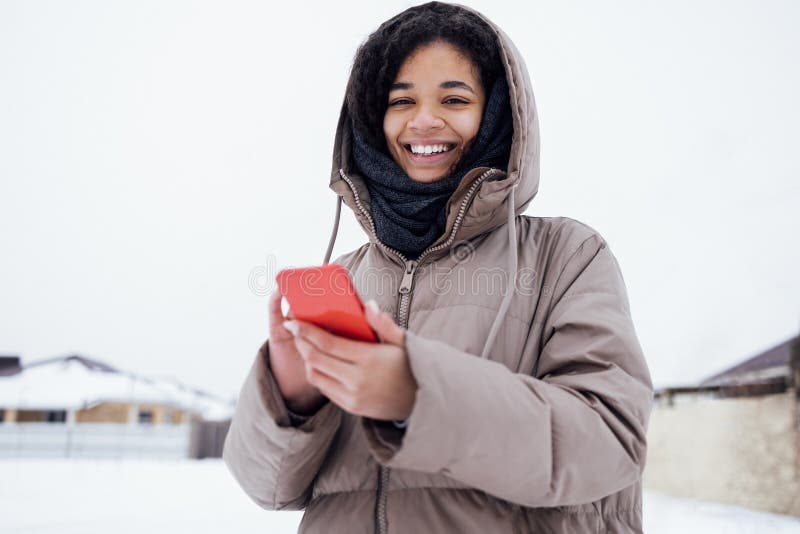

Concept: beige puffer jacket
[[223, 5, 654, 533]]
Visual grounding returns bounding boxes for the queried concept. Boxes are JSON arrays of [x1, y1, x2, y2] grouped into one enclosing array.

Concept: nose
[[407, 103, 444, 132]]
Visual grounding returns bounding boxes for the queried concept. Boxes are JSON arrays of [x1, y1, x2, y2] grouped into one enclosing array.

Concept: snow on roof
[[0, 356, 234, 421]]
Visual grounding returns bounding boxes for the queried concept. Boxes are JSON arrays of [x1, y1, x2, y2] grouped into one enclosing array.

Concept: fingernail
[[366, 300, 380, 314], [282, 321, 299, 335]]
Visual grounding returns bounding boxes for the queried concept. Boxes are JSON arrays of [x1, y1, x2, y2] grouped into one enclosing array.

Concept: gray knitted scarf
[[351, 76, 513, 259]]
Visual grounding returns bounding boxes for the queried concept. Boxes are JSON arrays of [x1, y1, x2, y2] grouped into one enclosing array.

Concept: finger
[[292, 338, 351, 403], [303, 346, 358, 390], [285, 320, 372, 364], [291, 335, 354, 377], [268, 289, 286, 326], [306, 366, 356, 414], [269, 292, 296, 343]]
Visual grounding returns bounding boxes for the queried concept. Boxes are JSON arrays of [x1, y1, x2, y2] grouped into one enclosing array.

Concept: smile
[[403, 143, 456, 156]]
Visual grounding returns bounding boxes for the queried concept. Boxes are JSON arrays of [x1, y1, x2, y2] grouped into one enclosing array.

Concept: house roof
[[700, 335, 798, 387], [0, 354, 234, 421], [25, 354, 119, 373]]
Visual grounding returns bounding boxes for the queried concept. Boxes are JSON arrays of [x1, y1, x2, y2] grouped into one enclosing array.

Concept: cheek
[[383, 114, 401, 144], [382, 114, 406, 165], [453, 110, 483, 145]]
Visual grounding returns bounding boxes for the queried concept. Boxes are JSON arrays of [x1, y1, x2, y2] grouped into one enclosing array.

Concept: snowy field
[[1, 459, 798, 533]]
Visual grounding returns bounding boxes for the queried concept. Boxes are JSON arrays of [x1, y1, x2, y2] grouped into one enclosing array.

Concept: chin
[[406, 161, 461, 183], [408, 171, 448, 183], [405, 156, 462, 183]]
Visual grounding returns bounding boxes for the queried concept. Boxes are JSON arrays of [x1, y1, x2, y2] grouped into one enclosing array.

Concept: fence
[[0, 422, 191, 459]]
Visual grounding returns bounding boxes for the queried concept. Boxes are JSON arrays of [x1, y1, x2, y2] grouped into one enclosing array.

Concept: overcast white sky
[[1, 0, 798, 400]]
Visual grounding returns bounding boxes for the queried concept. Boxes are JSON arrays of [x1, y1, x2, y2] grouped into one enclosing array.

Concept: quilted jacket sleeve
[[361, 233, 654, 507], [222, 339, 342, 510]]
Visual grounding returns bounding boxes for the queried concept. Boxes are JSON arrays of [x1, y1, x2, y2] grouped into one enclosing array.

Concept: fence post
[[791, 334, 800, 480], [187, 418, 231, 459]]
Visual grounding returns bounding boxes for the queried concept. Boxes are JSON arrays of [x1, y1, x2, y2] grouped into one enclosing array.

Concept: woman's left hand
[[282, 300, 417, 421]]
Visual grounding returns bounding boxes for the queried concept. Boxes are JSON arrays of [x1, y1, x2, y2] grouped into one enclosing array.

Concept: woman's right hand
[[268, 288, 328, 415]]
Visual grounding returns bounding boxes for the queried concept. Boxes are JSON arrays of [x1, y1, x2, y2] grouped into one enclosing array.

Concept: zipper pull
[[399, 260, 418, 295]]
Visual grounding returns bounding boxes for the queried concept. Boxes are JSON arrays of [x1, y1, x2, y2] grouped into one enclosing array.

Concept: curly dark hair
[[345, 2, 504, 153]]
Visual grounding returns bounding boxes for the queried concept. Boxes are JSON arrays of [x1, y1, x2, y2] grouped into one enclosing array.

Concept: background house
[[645, 335, 800, 516], [0, 353, 234, 459], [701, 336, 799, 389]]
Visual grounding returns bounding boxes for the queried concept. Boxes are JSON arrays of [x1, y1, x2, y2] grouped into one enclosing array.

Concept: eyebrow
[[389, 80, 476, 94]]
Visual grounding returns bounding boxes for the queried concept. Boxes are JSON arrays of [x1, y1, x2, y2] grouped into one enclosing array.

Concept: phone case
[[275, 263, 378, 343]]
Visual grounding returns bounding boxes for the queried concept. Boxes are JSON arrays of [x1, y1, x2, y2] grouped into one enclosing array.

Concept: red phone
[[275, 263, 378, 343]]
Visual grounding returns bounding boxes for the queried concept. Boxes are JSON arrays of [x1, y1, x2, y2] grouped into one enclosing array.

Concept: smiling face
[[383, 40, 486, 183]]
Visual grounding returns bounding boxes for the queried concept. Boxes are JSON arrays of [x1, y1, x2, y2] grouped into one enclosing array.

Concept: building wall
[[171, 410, 186, 424], [644, 391, 800, 516], [3, 404, 194, 425], [15, 410, 47, 423], [76, 402, 130, 423]]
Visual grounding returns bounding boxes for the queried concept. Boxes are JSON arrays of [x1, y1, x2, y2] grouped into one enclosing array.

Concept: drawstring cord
[[480, 183, 517, 359], [323, 195, 343, 265]]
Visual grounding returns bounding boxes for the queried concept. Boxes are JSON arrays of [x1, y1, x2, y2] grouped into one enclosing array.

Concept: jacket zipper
[[338, 167, 502, 534]]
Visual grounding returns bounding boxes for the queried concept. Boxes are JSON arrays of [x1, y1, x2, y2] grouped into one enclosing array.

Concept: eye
[[388, 98, 414, 107], [444, 97, 469, 105]]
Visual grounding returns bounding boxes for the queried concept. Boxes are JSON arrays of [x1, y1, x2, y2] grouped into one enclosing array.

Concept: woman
[[224, 2, 653, 533]]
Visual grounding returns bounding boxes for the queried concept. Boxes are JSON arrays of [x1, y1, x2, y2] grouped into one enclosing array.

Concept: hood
[[321, 4, 540, 361], [325, 3, 540, 263]]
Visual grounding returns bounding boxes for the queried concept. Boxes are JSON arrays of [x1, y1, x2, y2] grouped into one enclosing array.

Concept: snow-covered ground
[[643, 492, 800, 534], [1, 459, 798, 533]]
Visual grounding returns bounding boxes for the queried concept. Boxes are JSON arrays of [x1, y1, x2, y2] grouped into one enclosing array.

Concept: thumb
[[364, 300, 405, 346]]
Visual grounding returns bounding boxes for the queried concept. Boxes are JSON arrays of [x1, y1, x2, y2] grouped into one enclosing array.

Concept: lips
[[403, 144, 458, 166]]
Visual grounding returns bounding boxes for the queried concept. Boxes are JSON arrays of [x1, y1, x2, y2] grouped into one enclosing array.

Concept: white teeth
[[410, 144, 451, 155]]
